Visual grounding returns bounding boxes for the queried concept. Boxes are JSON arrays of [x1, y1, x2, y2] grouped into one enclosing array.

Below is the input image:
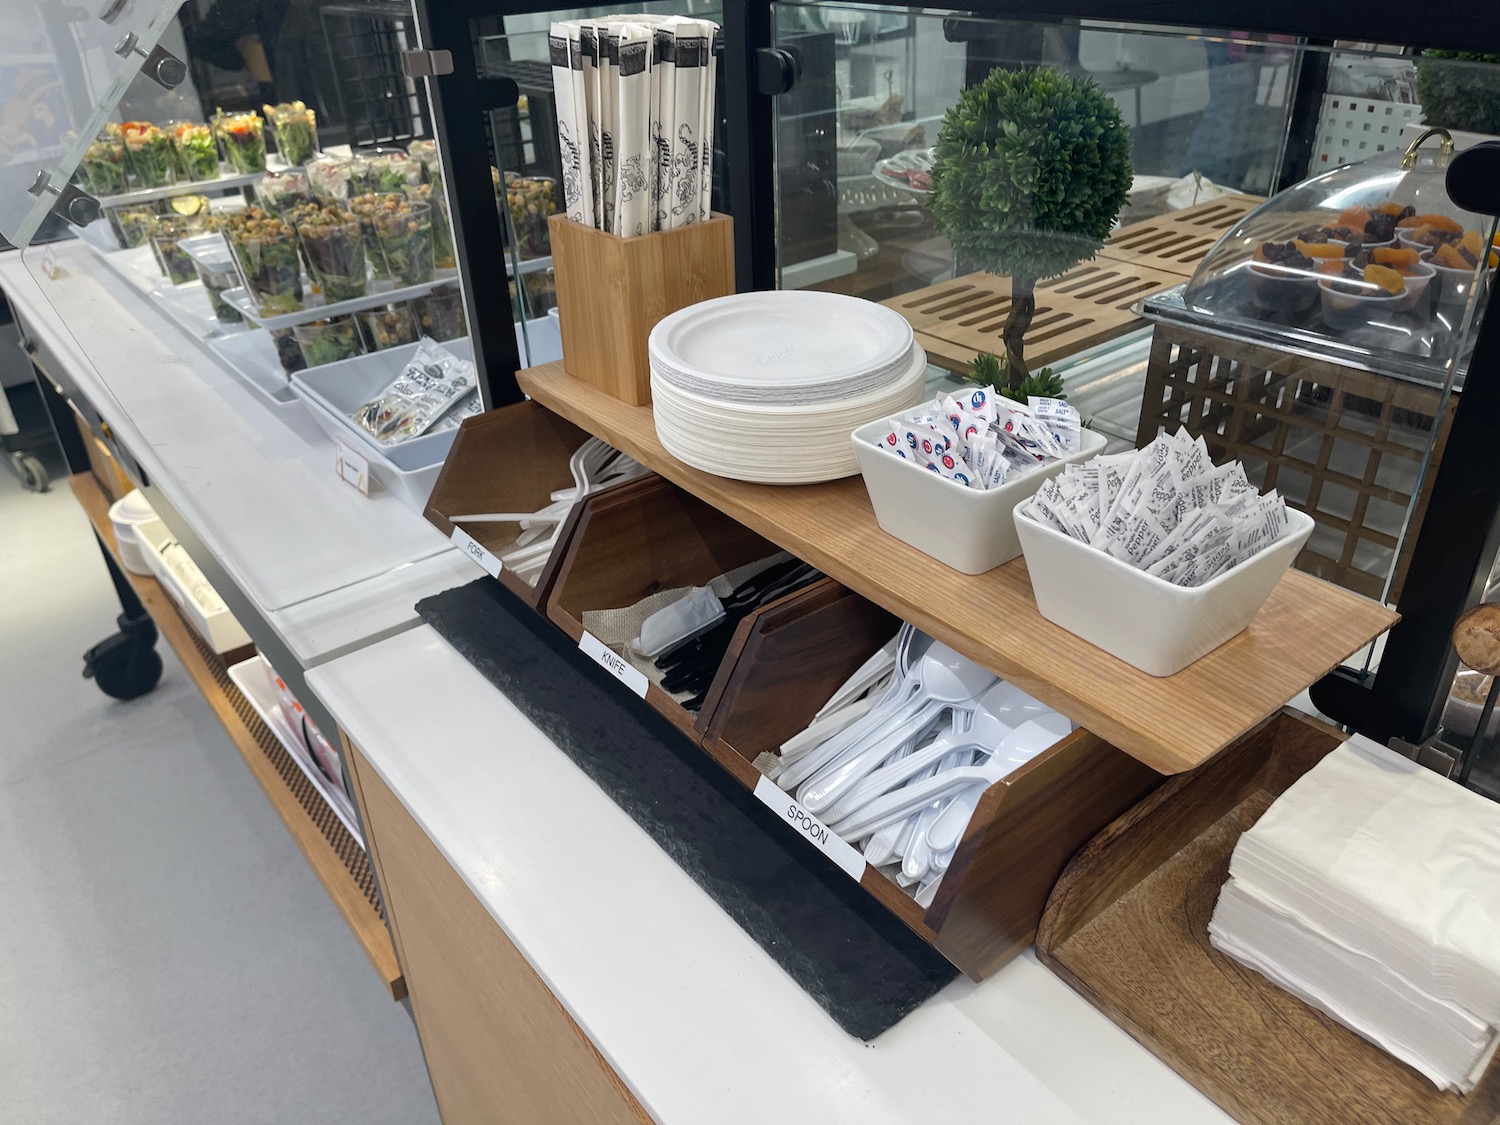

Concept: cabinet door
[[346, 740, 653, 1125]]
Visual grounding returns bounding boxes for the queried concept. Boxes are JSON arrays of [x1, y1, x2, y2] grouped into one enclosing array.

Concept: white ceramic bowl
[[852, 421, 1107, 575], [1012, 503, 1315, 676]]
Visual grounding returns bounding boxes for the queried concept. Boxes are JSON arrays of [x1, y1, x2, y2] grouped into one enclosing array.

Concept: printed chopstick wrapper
[[549, 15, 720, 234], [870, 388, 1081, 490], [1026, 429, 1290, 588]]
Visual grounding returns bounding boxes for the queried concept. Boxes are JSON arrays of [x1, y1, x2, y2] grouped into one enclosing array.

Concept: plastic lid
[[108, 489, 157, 524]]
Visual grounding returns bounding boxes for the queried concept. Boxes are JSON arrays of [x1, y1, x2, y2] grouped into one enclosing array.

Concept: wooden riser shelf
[[69, 472, 405, 1001], [516, 362, 1397, 776]]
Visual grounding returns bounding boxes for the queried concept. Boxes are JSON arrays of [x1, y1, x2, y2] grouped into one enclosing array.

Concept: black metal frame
[[412, 0, 1500, 752]]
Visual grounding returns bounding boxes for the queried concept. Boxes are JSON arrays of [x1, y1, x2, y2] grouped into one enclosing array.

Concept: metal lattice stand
[[1136, 324, 1454, 602]]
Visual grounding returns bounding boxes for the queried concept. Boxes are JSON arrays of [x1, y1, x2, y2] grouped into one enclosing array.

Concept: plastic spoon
[[924, 712, 1075, 853], [796, 646, 996, 809], [777, 691, 881, 764], [828, 714, 1069, 842], [814, 681, 1047, 823], [815, 636, 900, 720]]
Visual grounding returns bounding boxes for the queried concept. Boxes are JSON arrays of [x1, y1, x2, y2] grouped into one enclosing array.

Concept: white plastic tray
[[133, 518, 252, 654], [94, 157, 289, 210], [75, 226, 250, 342], [205, 329, 327, 442], [290, 339, 473, 511], [222, 268, 461, 331], [227, 654, 363, 845]]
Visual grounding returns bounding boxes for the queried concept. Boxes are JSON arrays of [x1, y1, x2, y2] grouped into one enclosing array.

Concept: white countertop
[[309, 625, 1232, 1125], [0, 242, 470, 665]]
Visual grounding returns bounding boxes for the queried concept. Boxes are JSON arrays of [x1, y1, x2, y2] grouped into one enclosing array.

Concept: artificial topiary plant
[[1416, 51, 1500, 136], [965, 350, 1065, 403], [929, 67, 1133, 390]]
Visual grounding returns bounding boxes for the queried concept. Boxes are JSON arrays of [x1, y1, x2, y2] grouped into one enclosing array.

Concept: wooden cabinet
[[344, 739, 653, 1125]]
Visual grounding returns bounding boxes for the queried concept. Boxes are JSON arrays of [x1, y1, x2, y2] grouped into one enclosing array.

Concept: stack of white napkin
[[1210, 734, 1500, 1094]]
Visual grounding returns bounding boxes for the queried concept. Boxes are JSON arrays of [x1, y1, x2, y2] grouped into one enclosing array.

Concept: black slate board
[[417, 578, 957, 1039]]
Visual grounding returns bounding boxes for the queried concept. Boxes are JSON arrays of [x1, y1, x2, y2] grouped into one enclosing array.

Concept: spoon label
[[579, 631, 649, 698], [753, 776, 867, 882]]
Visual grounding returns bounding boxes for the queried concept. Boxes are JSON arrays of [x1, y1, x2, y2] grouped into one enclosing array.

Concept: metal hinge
[[114, 32, 187, 89], [401, 49, 454, 79], [27, 171, 100, 228]]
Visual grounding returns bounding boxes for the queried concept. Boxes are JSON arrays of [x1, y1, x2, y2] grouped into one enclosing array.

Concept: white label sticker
[[450, 527, 502, 578], [753, 776, 868, 882], [334, 438, 370, 494], [39, 245, 59, 280], [578, 631, 650, 697]]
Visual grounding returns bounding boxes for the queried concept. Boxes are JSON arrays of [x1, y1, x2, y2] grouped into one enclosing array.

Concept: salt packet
[[353, 339, 475, 445], [1027, 430, 1290, 587]]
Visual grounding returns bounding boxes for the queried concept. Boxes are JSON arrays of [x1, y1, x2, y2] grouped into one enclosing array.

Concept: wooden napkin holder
[[548, 213, 735, 406]]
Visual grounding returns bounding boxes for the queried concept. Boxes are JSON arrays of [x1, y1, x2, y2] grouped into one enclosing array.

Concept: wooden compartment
[[549, 212, 734, 406], [694, 579, 1161, 979], [424, 400, 595, 608], [545, 473, 780, 740], [1036, 709, 1500, 1125]]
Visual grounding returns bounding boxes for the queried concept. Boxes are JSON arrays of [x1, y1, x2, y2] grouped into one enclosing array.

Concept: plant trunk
[[1004, 277, 1036, 391]]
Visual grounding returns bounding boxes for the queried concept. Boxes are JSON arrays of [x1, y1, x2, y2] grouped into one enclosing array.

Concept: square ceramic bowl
[[1012, 502, 1315, 676], [852, 420, 1107, 574]]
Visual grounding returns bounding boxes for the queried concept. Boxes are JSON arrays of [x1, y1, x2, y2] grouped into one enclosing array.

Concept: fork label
[[450, 528, 502, 578], [579, 631, 649, 698], [753, 777, 867, 882]]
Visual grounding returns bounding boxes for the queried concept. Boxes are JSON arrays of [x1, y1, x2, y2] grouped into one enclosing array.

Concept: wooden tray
[[881, 194, 1261, 374], [1097, 193, 1263, 277], [1035, 708, 1500, 1125], [516, 361, 1398, 776], [884, 260, 1183, 375], [424, 400, 595, 608]]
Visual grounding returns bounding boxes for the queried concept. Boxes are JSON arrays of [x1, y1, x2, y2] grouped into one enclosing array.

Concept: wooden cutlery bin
[[545, 473, 780, 740], [693, 579, 1162, 979], [549, 212, 735, 406], [424, 401, 594, 608], [1031, 710, 1499, 1125]]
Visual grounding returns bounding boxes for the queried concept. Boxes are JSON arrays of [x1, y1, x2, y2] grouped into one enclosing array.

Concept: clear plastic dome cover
[[1145, 130, 1498, 384]]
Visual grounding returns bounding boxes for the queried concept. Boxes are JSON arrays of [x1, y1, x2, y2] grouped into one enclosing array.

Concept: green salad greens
[[122, 122, 174, 188], [171, 123, 220, 181], [79, 138, 128, 195], [294, 206, 368, 302], [215, 110, 267, 174], [264, 101, 319, 166], [223, 207, 304, 315], [372, 198, 435, 286], [295, 317, 363, 367]]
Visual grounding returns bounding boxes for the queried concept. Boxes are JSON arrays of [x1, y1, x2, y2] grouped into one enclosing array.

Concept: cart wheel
[[83, 613, 162, 700], [11, 452, 49, 493]]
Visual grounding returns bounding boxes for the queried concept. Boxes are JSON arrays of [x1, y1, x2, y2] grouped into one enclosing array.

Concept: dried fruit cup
[[1249, 242, 1318, 312], [263, 101, 318, 166], [1318, 273, 1405, 332], [293, 316, 365, 367]]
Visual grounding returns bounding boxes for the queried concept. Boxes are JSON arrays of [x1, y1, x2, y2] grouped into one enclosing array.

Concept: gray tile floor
[[0, 462, 441, 1124]]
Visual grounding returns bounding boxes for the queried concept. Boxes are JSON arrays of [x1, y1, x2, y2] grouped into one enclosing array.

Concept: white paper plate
[[650, 345, 927, 484], [649, 292, 914, 402]]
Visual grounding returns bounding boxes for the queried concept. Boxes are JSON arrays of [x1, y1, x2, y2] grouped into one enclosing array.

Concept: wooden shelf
[[517, 363, 1398, 776], [69, 473, 405, 1001]]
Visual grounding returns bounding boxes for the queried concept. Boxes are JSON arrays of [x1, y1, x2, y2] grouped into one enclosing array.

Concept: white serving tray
[[290, 339, 472, 511], [204, 329, 327, 442], [222, 268, 461, 331], [133, 517, 252, 655], [227, 654, 363, 845], [93, 157, 289, 210], [74, 225, 250, 342]]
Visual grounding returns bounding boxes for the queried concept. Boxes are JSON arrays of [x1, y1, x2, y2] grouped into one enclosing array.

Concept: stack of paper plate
[[649, 292, 926, 484]]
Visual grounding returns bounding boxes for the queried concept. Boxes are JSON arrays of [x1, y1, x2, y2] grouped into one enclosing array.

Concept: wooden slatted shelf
[[882, 194, 1263, 375], [70, 472, 405, 1001], [517, 362, 1397, 776]]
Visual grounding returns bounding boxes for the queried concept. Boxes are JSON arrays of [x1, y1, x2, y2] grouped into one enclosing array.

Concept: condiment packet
[[433, 389, 482, 433], [353, 339, 475, 445], [1028, 429, 1290, 587], [871, 389, 1082, 491]]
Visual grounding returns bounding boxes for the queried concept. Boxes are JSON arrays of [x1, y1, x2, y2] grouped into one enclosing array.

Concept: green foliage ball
[[1416, 51, 1500, 135], [929, 67, 1133, 284]]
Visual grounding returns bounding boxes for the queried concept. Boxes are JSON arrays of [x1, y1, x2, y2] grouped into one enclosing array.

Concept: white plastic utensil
[[776, 692, 879, 764], [923, 712, 1075, 853], [815, 635, 900, 720], [795, 644, 996, 808], [903, 757, 968, 880], [813, 681, 1046, 822]]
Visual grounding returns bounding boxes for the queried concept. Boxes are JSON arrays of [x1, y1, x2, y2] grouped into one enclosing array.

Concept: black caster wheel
[[83, 612, 162, 700], [11, 452, 48, 492]]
